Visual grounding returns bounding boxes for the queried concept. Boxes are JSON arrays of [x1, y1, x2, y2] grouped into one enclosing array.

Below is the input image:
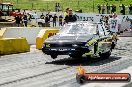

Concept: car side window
[[97, 24, 105, 36]]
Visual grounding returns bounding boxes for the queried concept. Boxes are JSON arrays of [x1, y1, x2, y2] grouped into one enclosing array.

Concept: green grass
[[1, 0, 132, 14]]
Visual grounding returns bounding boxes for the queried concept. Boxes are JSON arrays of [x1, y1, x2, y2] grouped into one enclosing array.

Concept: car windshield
[[58, 23, 97, 35]]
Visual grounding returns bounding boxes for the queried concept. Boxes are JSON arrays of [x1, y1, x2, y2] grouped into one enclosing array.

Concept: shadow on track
[[45, 56, 121, 66]]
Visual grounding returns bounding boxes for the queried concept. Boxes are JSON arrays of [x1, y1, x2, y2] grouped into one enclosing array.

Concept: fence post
[[17, 0, 18, 4], [78, 1, 80, 9], [93, 0, 95, 12], [32, 3, 33, 9], [47, 2, 48, 11], [61, 2, 63, 12]]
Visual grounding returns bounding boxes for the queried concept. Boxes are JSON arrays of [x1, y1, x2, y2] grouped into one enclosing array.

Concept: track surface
[[0, 37, 132, 87]]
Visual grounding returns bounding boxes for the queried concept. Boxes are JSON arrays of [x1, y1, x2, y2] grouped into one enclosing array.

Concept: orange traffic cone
[[78, 64, 86, 75]]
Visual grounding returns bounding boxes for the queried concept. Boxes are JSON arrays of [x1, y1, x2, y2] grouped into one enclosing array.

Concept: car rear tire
[[50, 55, 57, 59], [99, 51, 111, 59]]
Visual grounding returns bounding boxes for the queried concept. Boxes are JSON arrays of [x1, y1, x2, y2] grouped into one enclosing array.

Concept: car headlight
[[72, 44, 78, 47], [44, 43, 50, 47]]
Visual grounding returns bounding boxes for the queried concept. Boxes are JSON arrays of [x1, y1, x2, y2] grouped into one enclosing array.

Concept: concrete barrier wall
[[3, 27, 43, 45], [0, 38, 30, 55], [36, 29, 59, 49]]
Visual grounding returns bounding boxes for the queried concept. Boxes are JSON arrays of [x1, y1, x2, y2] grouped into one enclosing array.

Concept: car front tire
[[50, 55, 58, 59], [99, 51, 111, 59]]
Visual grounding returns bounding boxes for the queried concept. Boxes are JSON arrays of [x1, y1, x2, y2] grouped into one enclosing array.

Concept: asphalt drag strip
[[0, 37, 132, 87]]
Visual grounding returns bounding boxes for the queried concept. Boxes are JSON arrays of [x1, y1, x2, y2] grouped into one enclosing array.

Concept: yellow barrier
[[36, 29, 59, 49], [0, 28, 6, 39], [0, 38, 30, 55]]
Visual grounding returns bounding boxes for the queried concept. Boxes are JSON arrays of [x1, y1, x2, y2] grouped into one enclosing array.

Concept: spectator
[[129, 4, 132, 15], [120, 4, 125, 15], [48, 12, 52, 22], [23, 10, 26, 15], [34, 12, 38, 23], [27, 13, 32, 22], [108, 13, 121, 34], [114, 5, 116, 12], [111, 4, 116, 13], [55, 3, 58, 12], [15, 15, 22, 27], [52, 14, 58, 27], [127, 18, 132, 30], [111, 5, 114, 13], [34, 12, 38, 19], [23, 14, 28, 27], [64, 9, 77, 23], [40, 13, 45, 19], [64, 8, 69, 17], [59, 14, 63, 26], [106, 3, 110, 14], [97, 4, 101, 14], [45, 14, 50, 27], [57, 3, 60, 12], [102, 4, 105, 14], [130, 19, 132, 30]]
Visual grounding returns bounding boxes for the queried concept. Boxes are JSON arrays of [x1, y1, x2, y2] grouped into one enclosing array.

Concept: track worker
[[64, 9, 77, 23], [15, 15, 22, 27], [59, 14, 63, 26], [23, 14, 28, 27], [45, 14, 50, 27], [108, 13, 121, 35], [64, 8, 69, 17], [52, 14, 58, 27]]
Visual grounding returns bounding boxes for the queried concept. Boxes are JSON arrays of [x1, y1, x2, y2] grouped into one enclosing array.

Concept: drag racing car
[[42, 21, 118, 59]]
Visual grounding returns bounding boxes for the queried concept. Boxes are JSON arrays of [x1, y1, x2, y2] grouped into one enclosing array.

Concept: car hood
[[45, 34, 95, 43]]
